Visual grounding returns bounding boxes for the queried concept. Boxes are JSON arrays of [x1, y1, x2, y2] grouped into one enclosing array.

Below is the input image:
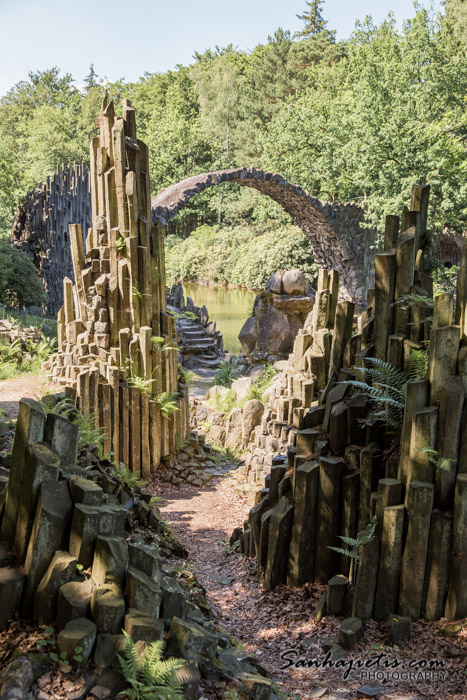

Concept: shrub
[[0, 241, 47, 308]]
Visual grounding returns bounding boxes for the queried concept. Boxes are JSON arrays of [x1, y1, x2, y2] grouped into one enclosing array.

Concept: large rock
[[265, 271, 283, 294], [225, 408, 244, 450], [282, 269, 311, 296], [231, 377, 253, 403], [242, 400, 264, 446], [238, 316, 257, 354], [257, 307, 291, 354]]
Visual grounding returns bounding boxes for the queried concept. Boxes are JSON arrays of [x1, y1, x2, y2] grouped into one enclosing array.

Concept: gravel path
[[155, 472, 467, 700]]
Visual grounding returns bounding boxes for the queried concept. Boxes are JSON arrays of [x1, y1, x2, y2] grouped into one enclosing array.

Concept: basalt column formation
[[235, 184, 467, 623], [11, 163, 91, 316], [46, 96, 189, 473]]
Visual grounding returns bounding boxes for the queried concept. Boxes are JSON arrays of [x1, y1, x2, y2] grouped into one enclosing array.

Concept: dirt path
[[155, 474, 467, 700], [0, 374, 57, 420]]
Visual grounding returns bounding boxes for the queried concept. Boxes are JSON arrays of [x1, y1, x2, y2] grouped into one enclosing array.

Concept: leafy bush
[[0, 241, 47, 308], [165, 222, 317, 289], [0, 335, 56, 379]]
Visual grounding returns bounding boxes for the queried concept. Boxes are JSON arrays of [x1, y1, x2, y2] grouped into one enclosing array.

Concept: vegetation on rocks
[[165, 222, 317, 289]]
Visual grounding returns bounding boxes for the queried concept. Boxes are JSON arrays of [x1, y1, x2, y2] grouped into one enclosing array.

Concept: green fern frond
[[408, 347, 429, 380], [328, 545, 358, 558]]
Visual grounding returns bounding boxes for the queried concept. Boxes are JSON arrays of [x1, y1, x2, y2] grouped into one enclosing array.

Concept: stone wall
[[11, 164, 91, 316], [232, 184, 467, 625], [45, 96, 189, 473]]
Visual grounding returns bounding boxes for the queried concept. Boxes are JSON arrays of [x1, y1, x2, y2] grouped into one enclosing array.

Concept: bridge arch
[[151, 168, 375, 302]]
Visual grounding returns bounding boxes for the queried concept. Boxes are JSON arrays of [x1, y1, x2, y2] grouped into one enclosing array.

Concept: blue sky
[[0, 0, 443, 97]]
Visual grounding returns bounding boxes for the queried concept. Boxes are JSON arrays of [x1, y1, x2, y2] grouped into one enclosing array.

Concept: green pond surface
[[181, 281, 258, 355]]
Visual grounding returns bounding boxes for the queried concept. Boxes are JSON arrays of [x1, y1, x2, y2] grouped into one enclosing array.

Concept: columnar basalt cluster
[[11, 164, 91, 316], [0, 400, 275, 699], [234, 184, 467, 625], [46, 96, 189, 473]]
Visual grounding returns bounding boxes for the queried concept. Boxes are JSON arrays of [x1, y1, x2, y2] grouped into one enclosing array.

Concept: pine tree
[[296, 0, 328, 37]]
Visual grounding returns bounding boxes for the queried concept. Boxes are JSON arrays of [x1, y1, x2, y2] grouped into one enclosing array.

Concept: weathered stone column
[[422, 513, 452, 621], [407, 406, 438, 489], [445, 474, 467, 619], [398, 481, 434, 619], [428, 326, 460, 405], [435, 378, 464, 510], [394, 232, 415, 336], [287, 461, 319, 586], [340, 471, 360, 576], [398, 380, 429, 487], [433, 292, 454, 330], [352, 536, 380, 620], [358, 443, 382, 531], [315, 456, 345, 583], [263, 497, 294, 591], [1, 399, 45, 544], [373, 252, 396, 360], [14, 443, 60, 563], [329, 301, 355, 377], [374, 505, 405, 621]]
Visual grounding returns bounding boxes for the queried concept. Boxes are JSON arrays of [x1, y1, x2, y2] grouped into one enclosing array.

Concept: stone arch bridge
[[13, 166, 375, 312], [152, 168, 376, 303]]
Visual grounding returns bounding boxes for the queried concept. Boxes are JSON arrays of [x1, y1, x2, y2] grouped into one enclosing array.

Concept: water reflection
[[181, 282, 258, 355]]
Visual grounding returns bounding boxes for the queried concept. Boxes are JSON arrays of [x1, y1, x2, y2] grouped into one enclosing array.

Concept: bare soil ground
[[153, 472, 467, 700], [0, 374, 56, 420]]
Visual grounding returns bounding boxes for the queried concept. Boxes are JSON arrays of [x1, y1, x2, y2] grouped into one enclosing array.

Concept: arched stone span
[[151, 168, 376, 302]]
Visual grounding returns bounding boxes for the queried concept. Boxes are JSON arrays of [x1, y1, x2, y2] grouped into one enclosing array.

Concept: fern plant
[[328, 516, 378, 582], [112, 463, 147, 488], [414, 445, 452, 473], [343, 357, 407, 430], [408, 346, 429, 381], [118, 630, 184, 699], [155, 392, 180, 419], [42, 399, 111, 459]]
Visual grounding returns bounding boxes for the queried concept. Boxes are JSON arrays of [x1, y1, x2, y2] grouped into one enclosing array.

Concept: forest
[[1, 0, 466, 296]]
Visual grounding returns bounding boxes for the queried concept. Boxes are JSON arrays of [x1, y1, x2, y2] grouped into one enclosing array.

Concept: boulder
[[231, 377, 252, 403], [257, 307, 291, 354], [282, 269, 311, 296], [206, 385, 231, 402], [265, 271, 283, 294], [242, 400, 264, 446], [238, 317, 257, 354]]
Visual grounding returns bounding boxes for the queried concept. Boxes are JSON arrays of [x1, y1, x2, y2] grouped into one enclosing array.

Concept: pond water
[[181, 281, 258, 355]]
